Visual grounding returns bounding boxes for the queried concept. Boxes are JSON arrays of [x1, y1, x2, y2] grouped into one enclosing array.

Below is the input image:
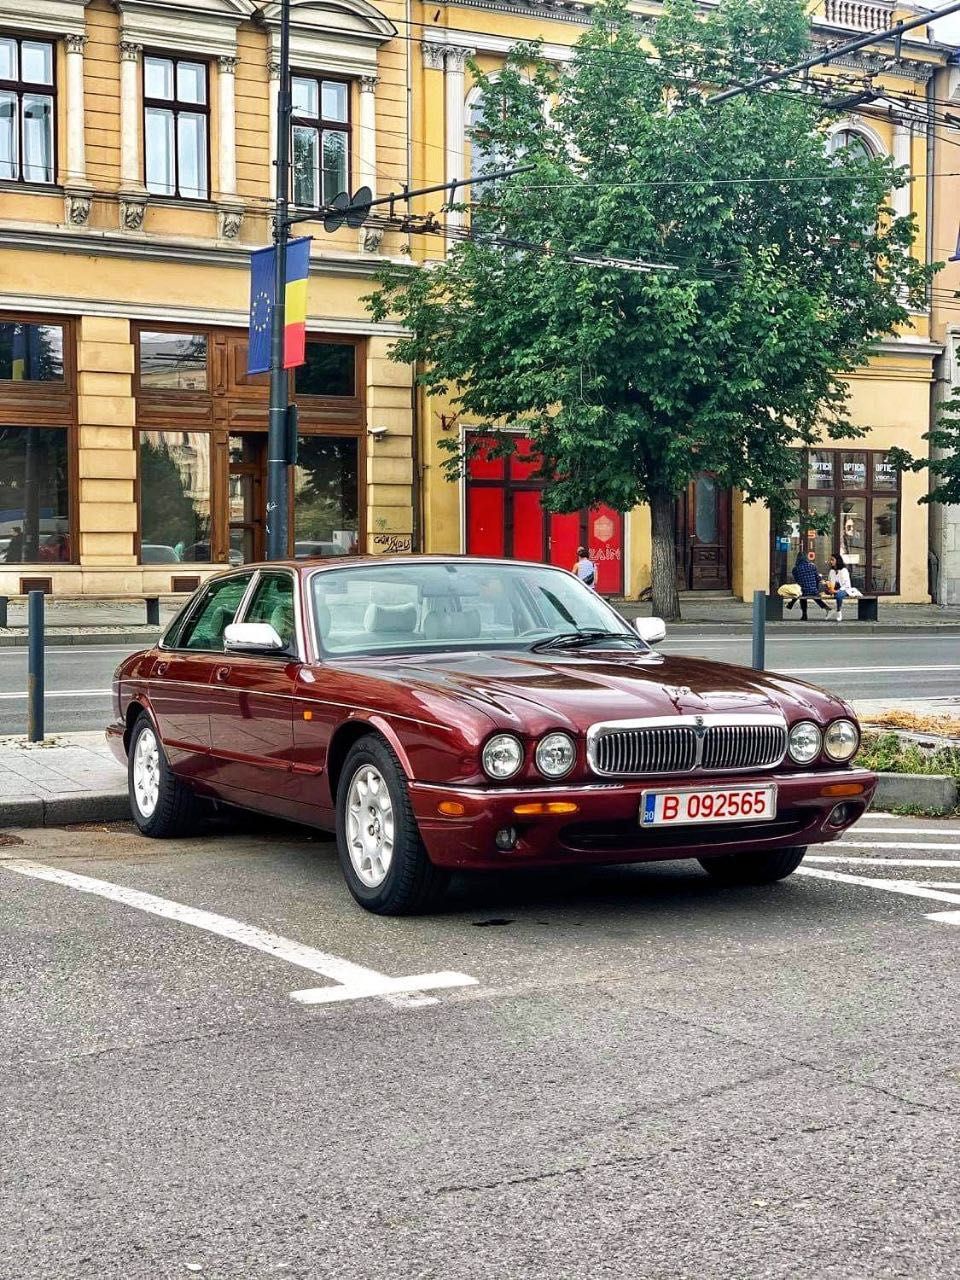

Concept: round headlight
[[535, 732, 576, 778], [482, 733, 524, 780], [788, 720, 823, 765], [824, 718, 859, 762]]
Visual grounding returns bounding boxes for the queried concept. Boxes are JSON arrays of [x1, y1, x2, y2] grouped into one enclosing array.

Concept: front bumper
[[410, 767, 877, 870]]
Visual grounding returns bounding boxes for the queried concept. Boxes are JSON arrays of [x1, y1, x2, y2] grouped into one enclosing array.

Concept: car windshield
[[310, 561, 645, 657]]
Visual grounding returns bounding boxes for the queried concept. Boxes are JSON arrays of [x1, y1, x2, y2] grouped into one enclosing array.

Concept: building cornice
[[0, 290, 408, 336], [0, 222, 398, 279]]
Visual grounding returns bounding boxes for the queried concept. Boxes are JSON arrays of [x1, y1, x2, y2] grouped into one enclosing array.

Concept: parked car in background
[[108, 557, 875, 914], [294, 540, 351, 559], [141, 544, 180, 564]]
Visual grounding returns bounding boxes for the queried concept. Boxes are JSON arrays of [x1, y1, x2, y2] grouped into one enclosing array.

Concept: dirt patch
[[861, 710, 960, 739], [60, 821, 139, 835], [0, 833, 24, 847]]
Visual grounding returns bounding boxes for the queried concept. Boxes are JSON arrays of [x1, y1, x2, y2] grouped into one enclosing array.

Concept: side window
[[244, 572, 297, 650], [178, 574, 253, 651]]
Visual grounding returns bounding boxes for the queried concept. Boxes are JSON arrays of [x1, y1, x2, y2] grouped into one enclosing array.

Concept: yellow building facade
[[0, 0, 417, 598], [0, 0, 954, 602], [409, 1, 952, 604]]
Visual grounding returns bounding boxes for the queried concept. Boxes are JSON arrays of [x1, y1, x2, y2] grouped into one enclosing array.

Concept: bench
[[765, 593, 878, 622]]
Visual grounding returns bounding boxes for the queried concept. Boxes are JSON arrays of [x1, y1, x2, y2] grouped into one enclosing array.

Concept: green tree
[[366, 0, 934, 618], [139, 437, 206, 551], [890, 356, 960, 508]]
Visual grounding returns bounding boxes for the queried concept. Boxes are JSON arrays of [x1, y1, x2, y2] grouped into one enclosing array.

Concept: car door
[[205, 568, 301, 808], [146, 573, 254, 776]]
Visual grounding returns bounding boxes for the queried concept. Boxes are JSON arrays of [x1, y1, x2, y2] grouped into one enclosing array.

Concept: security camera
[[368, 425, 390, 439]]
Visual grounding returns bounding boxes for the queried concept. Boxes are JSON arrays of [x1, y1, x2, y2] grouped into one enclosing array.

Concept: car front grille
[[587, 715, 787, 778]]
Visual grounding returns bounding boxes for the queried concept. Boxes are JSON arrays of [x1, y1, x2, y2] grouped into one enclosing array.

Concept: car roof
[[209, 555, 573, 575]]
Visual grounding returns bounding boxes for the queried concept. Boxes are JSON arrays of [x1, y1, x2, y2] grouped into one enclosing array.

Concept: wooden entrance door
[[228, 433, 266, 564], [676, 472, 730, 590]]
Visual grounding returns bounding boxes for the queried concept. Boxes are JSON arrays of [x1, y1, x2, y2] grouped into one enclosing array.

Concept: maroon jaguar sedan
[[108, 557, 875, 914]]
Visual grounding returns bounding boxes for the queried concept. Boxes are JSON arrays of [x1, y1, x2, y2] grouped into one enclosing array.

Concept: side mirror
[[635, 616, 667, 645], [224, 622, 286, 654]]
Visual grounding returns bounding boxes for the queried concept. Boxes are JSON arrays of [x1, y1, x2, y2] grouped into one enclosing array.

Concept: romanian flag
[[246, 236, 312, 375], [283, 236, 310, 369]]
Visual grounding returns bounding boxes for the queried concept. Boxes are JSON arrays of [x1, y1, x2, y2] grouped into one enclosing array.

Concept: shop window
[[139, 431, 212, 564], [294, 436, 359, 556], [0, 426, 69, 563], [138, 330, 208, 390], [770, 448, 900, 595], [0, 35, 55, 184], [295, 341, 356, 397], [0, 321, 64, 381], [291, 75, 349, 207], [144, 55, 209, 199]]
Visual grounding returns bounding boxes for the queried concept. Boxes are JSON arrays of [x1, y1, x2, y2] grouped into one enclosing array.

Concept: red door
[[466, 435, 624, 593]]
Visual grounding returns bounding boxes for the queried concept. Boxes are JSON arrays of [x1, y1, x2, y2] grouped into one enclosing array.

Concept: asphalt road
[[3, 814, 960, 1278], [0, 631, 957, 735]]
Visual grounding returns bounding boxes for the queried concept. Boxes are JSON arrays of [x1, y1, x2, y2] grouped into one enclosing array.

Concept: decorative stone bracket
[[120, 196, 147, 232], [64, 187, 92, 227], [217, 204, 245, 240]]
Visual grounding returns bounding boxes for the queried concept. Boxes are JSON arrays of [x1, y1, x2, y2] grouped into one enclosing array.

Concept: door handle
[[214, 666, 231, 682]]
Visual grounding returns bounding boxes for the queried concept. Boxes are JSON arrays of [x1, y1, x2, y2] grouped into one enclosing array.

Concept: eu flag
[[247, 245, 276, 374]]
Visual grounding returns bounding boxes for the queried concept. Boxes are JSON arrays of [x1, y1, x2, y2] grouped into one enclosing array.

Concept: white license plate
[[640, 784, 777, 827]]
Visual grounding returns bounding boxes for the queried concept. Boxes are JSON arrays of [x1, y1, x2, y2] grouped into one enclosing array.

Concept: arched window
[[467, 85, 507, 180], [827, 127, 876, 163]]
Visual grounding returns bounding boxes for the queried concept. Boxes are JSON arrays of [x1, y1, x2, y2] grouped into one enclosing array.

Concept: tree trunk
[[649, 489, 681, 622]]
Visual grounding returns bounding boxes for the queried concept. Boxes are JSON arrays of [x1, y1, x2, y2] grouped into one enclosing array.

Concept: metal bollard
[[146, 596, 160, 627], [0, 595, 7, 628], [751, 590, 766, 672], [27, 590, 44, 742]]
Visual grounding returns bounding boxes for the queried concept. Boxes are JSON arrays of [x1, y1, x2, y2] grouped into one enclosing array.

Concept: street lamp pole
[[266, 0, 292, 560]]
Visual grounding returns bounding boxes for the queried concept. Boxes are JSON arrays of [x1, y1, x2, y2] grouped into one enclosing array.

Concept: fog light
[[495, 826, 519, 851], [828, 802, 859, 828]]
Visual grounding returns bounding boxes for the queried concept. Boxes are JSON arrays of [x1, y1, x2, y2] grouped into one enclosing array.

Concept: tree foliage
[[366, 0, 935, 615]]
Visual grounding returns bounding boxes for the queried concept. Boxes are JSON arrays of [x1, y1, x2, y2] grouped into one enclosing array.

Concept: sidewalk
[[3, 701, 958, 829], [0, 595, 957, 646], [0, 732, 127, 827]]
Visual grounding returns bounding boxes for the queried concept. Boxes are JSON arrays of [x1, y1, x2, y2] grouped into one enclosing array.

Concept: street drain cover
[[472, 918, 513, 927]]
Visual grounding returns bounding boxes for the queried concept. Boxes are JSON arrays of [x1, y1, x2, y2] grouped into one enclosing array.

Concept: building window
[[0, 35, 55, 184], [294, 436, 359, 557], [771, 448, 900, 595], [0, 427, 69, 563], [143, 55, 209, 199], [139, 431, 212, 563], [295, 341, 356, 397], [291, 75, 349, 207], [138, 330, 208, 390], [827, 128, 875, 162], [0, 321, 64, 381]]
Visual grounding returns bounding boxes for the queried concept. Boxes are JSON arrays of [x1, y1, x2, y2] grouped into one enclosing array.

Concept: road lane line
[[845, 828, 960, 837], [0, 688, 112, 700], [787, 665, 960, 676], [1, 859, 477, 1007], [796, 865, 960, 926], [818, 841, 960, 852], [806, 856, 960, 867]]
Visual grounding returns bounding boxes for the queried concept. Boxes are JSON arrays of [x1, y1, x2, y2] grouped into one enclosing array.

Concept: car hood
[[347, 650, 847, 736]]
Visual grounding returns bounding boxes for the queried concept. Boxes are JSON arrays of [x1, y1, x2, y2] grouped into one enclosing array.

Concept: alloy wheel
[[346, 764, 395, 888], [133, 725, 161, 818]]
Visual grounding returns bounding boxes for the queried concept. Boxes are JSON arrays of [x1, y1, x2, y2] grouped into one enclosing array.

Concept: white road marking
[[806, 855, 960, 867], [0, 688, 112, 700], [844, 828, 960, 837], [820, 841, 960, 853], [787, 665, 960, 676], [2, 859, 477, 1008], [796, 866, 960, 926]]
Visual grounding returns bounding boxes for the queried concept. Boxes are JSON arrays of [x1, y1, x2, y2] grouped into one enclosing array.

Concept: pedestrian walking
[[573, 546, 598, 590], [786, 550, 830, 620], [826, 551, 860, 622]]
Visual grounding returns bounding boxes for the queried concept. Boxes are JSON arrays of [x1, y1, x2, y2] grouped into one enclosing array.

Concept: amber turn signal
[[437, 800, 466, 816], [819, 782, 865, 798], [302, 710, 313, 721], [512, 801, 580, 816]]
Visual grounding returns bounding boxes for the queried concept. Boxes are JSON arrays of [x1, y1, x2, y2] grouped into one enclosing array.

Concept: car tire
[[336, 734, 449, 915], [128, 711, 204, 838], [698, 846, 807, 885]]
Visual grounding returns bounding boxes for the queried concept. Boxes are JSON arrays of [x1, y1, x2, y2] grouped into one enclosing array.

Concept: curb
[[0, 630, 161, 648], [871, 772, 959, 815], [0, 789, 128, 829]]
